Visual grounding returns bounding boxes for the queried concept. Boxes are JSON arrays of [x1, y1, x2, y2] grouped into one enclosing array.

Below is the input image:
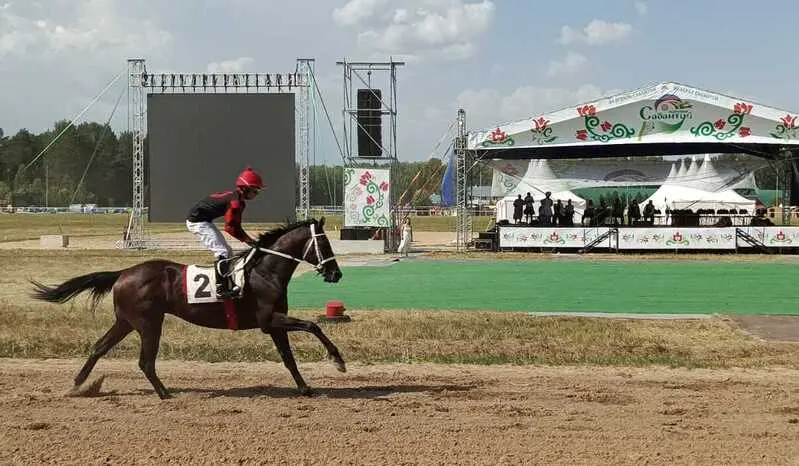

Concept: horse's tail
[[30, 270, 123, 312]]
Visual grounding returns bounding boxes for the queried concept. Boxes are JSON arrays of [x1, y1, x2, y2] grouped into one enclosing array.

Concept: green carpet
[[287, 259, 799, 315]]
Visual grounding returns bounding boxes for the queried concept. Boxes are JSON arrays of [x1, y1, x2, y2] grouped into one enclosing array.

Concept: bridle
[[256, 223, 337, 272]]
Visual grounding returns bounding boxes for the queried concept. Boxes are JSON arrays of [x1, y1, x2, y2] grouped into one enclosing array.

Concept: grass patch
[[288, 259, 799, 315]]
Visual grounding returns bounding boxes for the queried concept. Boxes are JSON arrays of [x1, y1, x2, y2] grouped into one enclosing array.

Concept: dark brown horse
[[30, 217, 346, 399]]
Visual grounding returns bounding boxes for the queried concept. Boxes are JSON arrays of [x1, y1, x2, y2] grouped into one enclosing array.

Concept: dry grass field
[[0, 212, 494, 243], [1, 249, 797, 368], [2, 214, 799, 464]]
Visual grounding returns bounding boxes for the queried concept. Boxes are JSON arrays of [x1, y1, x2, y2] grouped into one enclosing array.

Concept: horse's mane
[[229, 218, 317, 260], [254, 218, 316, 249]]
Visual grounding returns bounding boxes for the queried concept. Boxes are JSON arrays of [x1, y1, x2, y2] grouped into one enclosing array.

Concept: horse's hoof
[[299, 386, 313, 397], [329, 355, 347, 373], [67, 375, 105, 397], [158, 391, 173, 400]]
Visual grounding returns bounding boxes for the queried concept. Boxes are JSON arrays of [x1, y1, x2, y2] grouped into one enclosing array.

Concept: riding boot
[[215, 258, 236, 299]]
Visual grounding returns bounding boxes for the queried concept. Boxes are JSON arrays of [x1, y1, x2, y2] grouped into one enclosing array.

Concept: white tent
[[664, 163, 677, 184], [640, 183, 755, 214], [675, 158, 687, 183], [496, 159, 586, 223], [692, 154, 727, 191], [684, 155, 700, 184], [639, 152, 756, 226]]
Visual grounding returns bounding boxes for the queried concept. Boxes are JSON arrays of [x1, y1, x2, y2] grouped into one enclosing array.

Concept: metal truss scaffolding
[[123, 58, 315, 249], [337, 59, 404, 252], [125, 59, 147, 249], [455, 108, 472, 251], [780, 147, 795, 225]]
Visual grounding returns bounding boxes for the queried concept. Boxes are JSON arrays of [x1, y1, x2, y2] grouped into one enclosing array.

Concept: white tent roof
[[693, 154, 727, 191], [468, 81, 799, 151], [664, 163, 677, 184], [504, 159, 564, 196], [684, 155, 700, 185], [675, 158, 687, 182], [640, 184, 755, 212]]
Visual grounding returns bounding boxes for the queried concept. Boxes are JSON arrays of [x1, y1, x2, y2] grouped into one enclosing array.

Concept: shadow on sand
[[167, 383, 473, 399]]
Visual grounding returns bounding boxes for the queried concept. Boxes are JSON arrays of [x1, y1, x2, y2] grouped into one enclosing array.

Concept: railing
[[2, 205, 498, 218]]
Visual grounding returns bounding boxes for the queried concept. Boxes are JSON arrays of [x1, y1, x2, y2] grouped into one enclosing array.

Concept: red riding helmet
[[236, 167, 264, 190]]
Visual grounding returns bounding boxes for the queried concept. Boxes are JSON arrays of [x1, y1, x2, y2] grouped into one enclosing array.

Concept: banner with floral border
[[467, 81, 799, 151], [498, 226, 799, 250], [499, 227, 608, 248], [736, 227, 799, 248], [343, 168, 391, 227], [617, 228, 736, 250]]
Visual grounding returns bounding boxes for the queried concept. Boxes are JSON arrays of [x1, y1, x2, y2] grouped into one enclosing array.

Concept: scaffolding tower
[[336, 59, 404, 252], [123, 58, 315, 249], [455, 108, 472, 251]]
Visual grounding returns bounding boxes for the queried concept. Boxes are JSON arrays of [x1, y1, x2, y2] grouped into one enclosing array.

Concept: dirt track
[[2, 359, 799, 465]]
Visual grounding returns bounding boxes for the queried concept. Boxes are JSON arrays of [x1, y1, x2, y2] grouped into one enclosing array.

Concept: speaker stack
[[356, 88, 383, 158]]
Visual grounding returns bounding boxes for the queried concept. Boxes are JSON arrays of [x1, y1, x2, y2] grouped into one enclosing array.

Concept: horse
[[29, 217, 346, 399]]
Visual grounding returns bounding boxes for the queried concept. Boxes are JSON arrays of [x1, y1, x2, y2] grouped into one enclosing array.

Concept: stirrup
[[216, 284, 238, 299]]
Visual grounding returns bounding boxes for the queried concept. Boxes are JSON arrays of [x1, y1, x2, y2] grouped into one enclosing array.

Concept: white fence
[[6, 205, 497, 217]]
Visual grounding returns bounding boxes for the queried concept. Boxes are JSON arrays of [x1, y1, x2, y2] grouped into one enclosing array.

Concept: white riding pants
[[186, 220, 232, 259]]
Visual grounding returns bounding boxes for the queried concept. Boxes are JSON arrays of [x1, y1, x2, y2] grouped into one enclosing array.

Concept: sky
[[1, 0, 798, 164]]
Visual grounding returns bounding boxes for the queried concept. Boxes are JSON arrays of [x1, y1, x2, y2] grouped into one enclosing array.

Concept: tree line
[[0, 121, 134, 207], [0, 121, 459, 208], [0, 121, 777, 208]]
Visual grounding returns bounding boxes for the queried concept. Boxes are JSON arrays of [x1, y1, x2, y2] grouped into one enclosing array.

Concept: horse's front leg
[[268, 329, 312, 396], [254, 292, 314, 396], [269, 313, 347, 374]]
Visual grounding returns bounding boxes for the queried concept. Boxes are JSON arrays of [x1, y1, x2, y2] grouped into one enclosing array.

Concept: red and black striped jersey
[[186, 190, 252, 243]]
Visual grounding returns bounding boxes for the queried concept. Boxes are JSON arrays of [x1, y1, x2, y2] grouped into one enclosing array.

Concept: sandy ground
[[2, 358, 799, 465]]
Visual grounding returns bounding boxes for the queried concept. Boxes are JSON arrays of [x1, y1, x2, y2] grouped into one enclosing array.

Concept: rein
[[256, 223, 336, 272]]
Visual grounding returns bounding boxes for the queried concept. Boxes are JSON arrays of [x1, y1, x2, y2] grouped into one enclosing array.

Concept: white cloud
[[0, 0, 171, 57], [337, 0, 495, 60], [634, 1, 648, 15], [206, 57, 255, 73], [0, 0, 173, 137], [546, 52, 587, 77], [454, 84, 619, 130], [333, 0, 388, 26], [556, 19, 632, 46]]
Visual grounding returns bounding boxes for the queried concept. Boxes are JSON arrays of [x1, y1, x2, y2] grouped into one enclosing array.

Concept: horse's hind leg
[[269, 330, 312, 396], [135, 314, 170, 399], [74, 318, 133, 388]]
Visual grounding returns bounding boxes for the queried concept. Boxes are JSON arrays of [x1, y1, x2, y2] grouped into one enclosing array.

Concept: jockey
[[185, 167, 263, 299]]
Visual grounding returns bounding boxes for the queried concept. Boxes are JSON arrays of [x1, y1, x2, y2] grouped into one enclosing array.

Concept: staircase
[[580, 227, 617, 254], [735, 228, 772, 254]]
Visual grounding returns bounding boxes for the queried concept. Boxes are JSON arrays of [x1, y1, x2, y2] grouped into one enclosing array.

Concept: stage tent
[[495, 159, 586, 222], [466, 81, 799, 162], [455, 81, 799, 247]]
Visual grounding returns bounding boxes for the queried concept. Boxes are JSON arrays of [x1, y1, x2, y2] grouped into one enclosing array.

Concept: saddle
[[184, 249, 256, 304]]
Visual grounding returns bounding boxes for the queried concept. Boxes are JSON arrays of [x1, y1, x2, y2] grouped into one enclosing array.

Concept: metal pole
[[125, 58, 146, 249], [455, 108, 471, 251], [781, 148, 793, 225]]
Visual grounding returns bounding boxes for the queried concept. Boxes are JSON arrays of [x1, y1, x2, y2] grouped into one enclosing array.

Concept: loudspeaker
[[357, 88, 382, 158], [340, 227, 374, 240]]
